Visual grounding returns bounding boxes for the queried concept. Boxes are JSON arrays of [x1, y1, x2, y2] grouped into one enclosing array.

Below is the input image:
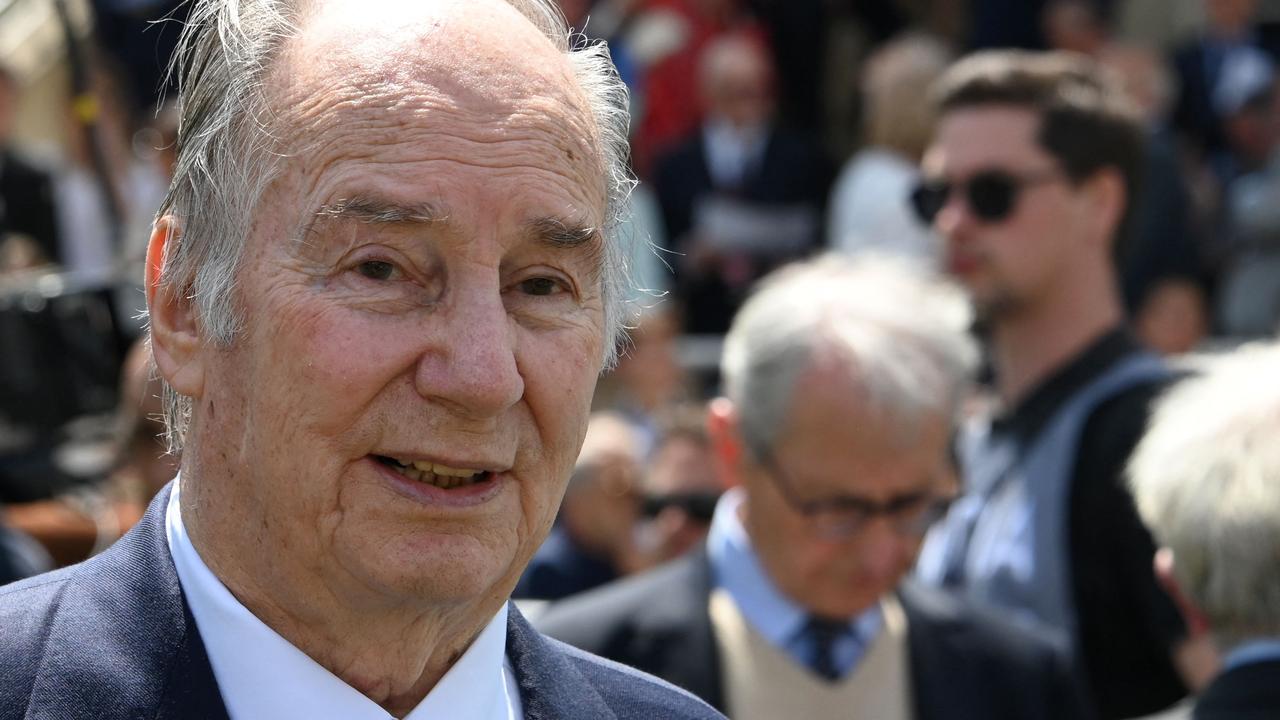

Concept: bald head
[[276, 1, 601, 186], [287, 0, 585, 109]]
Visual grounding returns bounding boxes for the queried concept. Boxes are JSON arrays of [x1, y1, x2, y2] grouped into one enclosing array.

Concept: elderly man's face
[[741, 360, 953, 619], [184, 1, 608, 606]]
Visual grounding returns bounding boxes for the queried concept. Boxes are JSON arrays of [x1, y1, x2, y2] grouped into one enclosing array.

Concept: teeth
[[385, 457, 484, 489], [410, 460, 480, 478]]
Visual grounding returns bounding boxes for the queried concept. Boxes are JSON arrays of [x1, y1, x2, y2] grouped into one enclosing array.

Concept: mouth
[[946, 252, 981, 276], [372, 455, 494, 490]]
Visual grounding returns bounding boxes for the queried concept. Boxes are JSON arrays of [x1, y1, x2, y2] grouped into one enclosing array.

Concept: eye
[[355, 260, 396, 281], [519, 276, 563, 296]]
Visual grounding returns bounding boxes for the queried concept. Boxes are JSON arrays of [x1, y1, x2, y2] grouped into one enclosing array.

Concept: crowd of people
[[1, 0, 1279, 719]]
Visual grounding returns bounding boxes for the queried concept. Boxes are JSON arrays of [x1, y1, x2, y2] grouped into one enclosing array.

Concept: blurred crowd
[[2, 0, 1280, 719]]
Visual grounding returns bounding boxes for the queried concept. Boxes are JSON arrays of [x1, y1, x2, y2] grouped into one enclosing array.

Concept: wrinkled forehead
[[292, 0, 574, 94], [268, 0, 604, 194]]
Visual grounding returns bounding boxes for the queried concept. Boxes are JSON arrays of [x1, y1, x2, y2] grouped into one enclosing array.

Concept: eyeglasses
[[755, 448, 953, 540], [641, 491, 721, 523], [909, 168, 1063, 225]]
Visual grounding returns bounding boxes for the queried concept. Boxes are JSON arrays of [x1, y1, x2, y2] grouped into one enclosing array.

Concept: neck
[[178, 466, 500, 717], [988, 271, 1124, 406]]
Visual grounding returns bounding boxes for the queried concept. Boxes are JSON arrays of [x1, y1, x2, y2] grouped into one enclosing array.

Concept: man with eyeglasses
[[911, 51, 1210, 719], [538, 256, 1085, 720]]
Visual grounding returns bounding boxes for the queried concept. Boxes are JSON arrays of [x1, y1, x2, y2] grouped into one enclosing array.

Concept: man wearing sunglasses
[[539, 256, 1085, 719], [911, 52, 1206, 719]]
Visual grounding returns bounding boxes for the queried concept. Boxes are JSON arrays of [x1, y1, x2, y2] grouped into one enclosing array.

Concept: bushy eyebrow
[[525, 216, 605, 276], [300, 196, 603, 268], [312, 197, 447, 225], [525, 216, 598, 248]]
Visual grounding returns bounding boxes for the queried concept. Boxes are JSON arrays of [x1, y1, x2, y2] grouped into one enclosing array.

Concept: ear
[[707, 397, 745, 490], [1154, 548, 1211, 638], [147, 217, 205, 400], [1082, 167, 1126, 252]]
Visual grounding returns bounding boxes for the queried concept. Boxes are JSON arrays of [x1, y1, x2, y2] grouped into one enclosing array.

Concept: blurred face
[[1043, 0, 1105, 55], [646, 434, 719, 498], [1135, 279, 1208, 356], [615, 311, 685, 409], [740, 362, 953, 619], [639, 434, 719, 562], [1224, 89, 1280, 167], [185, 1, 607, 608], [704, 47, 775, 130], [922, 106, 1094, 319], [1205, 0, 1257, 35], [564, 452, 642, 554]]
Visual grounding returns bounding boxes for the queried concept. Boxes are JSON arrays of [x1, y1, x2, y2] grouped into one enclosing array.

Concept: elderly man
[[1129, 341, 1280, 719], [538, 256, 1086, 719], [0, 1, 722, 719]]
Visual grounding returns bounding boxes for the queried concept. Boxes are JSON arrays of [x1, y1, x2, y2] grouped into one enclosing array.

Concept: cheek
[[515, 330, 602, 514], [265, 299, 415, 435], [521, 330, 601, 445]]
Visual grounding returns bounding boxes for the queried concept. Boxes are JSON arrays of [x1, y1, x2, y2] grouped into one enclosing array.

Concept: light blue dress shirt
[[1222, 637, 1280, 673], [706, 488, 882, 679]]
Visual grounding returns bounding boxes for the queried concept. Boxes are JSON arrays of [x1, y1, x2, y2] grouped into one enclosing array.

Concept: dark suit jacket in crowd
[[1193, 660, 1280, 720], [0, 486, 724, 720], [537, 549, 1089, 720], [653, 127, 831, 334], [0, 150, 60, 264]]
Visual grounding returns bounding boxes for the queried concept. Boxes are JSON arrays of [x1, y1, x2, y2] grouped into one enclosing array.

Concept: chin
[[808, 593, 884, 621], [348, 533, 514, 605]]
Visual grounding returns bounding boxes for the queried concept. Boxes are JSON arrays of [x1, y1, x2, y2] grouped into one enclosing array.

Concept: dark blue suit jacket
[[1194, 660, 1280, 720], [0, 486, 723, 720]]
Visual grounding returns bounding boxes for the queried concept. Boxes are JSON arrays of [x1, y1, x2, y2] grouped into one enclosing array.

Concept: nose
[[414, 281, 524, 420], [857, 520, 911, 584], [933, 188, 973, 239]]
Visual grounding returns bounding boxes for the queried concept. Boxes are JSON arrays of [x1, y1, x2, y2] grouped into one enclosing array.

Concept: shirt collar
[[1221, 637, 1280, 673], [706, 487, 882, 647], [701, 118, 768, 188], [991, 326, 1138, 443], [165, 476, 518, 720]]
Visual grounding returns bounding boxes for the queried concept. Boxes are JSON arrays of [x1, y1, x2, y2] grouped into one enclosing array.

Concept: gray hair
[[154, 0, 635, 450], [1128, 341, 1280, 652], [720, 254, 978, 457]]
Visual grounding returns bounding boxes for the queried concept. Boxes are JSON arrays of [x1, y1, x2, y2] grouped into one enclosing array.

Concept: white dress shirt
[[165, 479, 523, 719], [827, 148, 940, 263]]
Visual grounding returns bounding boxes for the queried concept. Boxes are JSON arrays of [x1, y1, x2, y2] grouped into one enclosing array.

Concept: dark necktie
[[802, 615, 850, 682]]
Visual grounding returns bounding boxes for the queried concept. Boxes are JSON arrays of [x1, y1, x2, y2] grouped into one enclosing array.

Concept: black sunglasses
[[909, 168, 1062, 225], [641, 491, 722, 522]]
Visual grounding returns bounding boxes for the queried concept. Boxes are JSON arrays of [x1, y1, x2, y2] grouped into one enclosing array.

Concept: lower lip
[[366, 457, 506, 508]]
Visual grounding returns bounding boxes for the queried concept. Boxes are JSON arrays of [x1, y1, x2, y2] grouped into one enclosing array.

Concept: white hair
[[1128, 341, 1280, 652], [720, 254, 978, 456], [154, 0, 635, 450]]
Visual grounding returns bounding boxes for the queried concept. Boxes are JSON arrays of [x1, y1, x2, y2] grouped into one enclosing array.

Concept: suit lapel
[[636, 550, 724, 711], [1196, 660, 1280, 717], [898, 583, 981, 720], [506, 604, 618, 720], [24, 485, 229, 720]]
